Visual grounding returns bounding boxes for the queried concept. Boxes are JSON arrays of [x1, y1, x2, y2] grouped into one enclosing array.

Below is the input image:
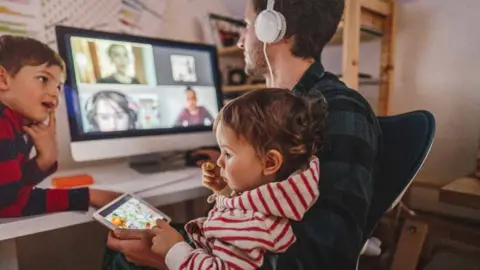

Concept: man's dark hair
[[0, 35, 65, 76], [253, 0, 344, 59]]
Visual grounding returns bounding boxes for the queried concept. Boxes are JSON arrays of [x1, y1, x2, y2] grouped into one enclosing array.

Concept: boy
[[0, 35, 119, 217]]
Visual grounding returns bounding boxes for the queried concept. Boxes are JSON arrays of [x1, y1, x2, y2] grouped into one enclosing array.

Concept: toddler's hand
[[201, 162, 227, 192], [151, 219, 184, 257]]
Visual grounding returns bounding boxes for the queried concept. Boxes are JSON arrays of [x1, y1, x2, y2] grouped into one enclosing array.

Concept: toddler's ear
[[0, 66, 11, 91], [263, 150, 283, 177]]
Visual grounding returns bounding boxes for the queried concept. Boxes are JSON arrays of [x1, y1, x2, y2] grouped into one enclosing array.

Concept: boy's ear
[[0, 66, 10, 92], [262, 149, 283, 177]]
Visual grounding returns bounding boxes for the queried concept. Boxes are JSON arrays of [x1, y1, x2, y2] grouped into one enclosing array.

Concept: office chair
[[357, 110, 436, 267]]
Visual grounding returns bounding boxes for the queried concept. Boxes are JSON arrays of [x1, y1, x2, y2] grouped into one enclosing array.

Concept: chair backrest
[[363, 110, 435, 239]]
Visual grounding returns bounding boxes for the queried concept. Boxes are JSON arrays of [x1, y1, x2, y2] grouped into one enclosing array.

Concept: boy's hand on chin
[[24, 110, 58, 172]]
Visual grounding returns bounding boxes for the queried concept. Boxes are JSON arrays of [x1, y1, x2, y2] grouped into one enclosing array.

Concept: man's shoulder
[[315, 72, 369, 100], [312, 72, 376, 118]]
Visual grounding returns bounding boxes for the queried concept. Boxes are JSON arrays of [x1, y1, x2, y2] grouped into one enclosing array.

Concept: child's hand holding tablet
[[93, 193, 171, 230]]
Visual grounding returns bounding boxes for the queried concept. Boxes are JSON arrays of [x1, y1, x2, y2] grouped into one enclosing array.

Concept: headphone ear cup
[[255, 10, 286, 43]]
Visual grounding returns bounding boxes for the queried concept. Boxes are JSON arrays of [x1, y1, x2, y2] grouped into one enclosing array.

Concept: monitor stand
[[128, 151, 187, 174]]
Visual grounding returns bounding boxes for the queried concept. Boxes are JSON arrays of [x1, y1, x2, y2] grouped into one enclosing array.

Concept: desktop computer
[[55, 26, 224, 173]]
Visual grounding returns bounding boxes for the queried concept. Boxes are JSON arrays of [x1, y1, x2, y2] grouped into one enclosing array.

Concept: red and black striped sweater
[[0, 103, 89, 217]]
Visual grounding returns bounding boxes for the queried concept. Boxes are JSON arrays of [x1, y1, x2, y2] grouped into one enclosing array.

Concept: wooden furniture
[[439, 177, 480, 210], [218, 0, 397, 116], [391, 219, 429, 270], [343, 0, 396, 116]]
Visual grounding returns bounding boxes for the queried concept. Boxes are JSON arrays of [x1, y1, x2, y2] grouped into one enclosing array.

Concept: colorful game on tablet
[[93, 194, 170, 230]]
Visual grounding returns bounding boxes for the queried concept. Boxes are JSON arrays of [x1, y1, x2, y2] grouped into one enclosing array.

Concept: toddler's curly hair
[[214, 88, 327, 179]]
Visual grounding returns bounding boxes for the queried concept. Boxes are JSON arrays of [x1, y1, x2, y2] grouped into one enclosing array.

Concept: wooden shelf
[[218, 46, 243, 57], [328, 21, 382, 46], [339, 76, 380, 85], [222, 84, 266, 93], [439, 177, 480, 210], [360, 0, 393, 16]]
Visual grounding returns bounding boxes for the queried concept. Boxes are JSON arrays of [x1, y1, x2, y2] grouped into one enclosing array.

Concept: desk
[[439, 177, 480, 210], [0, 162, 209, 270]]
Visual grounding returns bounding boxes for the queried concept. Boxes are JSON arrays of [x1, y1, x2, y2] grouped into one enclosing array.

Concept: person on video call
[[174, 86, 214, 127], [86, 90, 137, 132], [96, 44, 141, 84]]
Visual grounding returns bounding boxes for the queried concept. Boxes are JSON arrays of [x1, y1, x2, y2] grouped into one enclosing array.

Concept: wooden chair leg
[[391, 219, 428, 270]]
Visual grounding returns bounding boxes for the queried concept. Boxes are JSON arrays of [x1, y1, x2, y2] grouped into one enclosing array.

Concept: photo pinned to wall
[[207, 13, 245, 48], [41, 0, 120, 46], [0, 0, 43, 39], [170, 54, 197, 83], [70, 36, 157, 86], [119, 0, 166, 37]]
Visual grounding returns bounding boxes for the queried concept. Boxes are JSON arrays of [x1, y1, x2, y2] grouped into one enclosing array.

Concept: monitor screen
[[56, 26, 223, 143]]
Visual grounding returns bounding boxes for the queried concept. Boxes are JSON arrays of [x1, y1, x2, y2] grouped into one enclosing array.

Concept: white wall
[[392, 0, 480, 186], [56, 0, 234, 169]]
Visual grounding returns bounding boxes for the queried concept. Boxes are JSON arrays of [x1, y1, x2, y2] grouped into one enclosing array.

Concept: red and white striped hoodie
[[165, 157, 320, 270]]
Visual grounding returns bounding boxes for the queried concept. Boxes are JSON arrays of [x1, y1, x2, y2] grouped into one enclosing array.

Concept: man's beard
[[244, 41, 268, 77]]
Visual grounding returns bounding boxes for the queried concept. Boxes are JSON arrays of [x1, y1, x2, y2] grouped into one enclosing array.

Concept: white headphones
[[254, 0, 287, 44]]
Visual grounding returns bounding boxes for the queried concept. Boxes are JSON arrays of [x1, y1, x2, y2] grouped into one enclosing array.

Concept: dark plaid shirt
[[260, 62, 382, 270], [0, 103, 89, 217]]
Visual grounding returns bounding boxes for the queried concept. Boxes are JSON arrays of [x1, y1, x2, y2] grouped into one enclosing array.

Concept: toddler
[[151, 88, 327, 269]]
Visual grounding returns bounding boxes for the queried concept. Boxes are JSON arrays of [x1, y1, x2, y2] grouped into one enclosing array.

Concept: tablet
[[92, 193, 171, 230]]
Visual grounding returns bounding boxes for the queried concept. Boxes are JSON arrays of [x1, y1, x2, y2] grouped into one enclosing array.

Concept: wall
[[391, 0, 480, 219], [55, 0, 234, 169], [392, 0, 480, 186]]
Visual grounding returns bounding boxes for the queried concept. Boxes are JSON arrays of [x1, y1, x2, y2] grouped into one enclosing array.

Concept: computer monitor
[[56, 26, 223, 165]]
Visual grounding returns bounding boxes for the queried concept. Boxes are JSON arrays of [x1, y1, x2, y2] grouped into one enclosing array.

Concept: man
[[106, 0, 382, 269]]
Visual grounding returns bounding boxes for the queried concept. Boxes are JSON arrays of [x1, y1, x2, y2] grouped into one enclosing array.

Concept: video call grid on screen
[[63, 34, 221, 138]]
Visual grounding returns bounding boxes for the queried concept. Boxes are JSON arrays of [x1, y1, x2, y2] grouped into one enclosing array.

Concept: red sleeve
[[21, 187, 90, 216], [0, 115, 90, 217], [22, 159, 58, 186]]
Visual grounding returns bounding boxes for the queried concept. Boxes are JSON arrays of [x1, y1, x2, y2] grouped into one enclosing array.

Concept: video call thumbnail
[[170, 54, 197, 83], [69, 36, 220, 134], [71, 37, 157, 86]]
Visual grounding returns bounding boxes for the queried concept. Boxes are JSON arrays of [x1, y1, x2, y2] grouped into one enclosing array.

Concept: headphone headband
[[267, 0, 275, 10]]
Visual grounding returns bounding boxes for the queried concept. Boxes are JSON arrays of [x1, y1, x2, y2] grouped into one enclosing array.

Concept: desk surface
[[0, 163, 208, 241], [439, 177, 480, 210]]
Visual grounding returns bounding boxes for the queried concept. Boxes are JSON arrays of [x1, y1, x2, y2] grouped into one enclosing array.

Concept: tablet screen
[[98, 194, 166, 229]]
